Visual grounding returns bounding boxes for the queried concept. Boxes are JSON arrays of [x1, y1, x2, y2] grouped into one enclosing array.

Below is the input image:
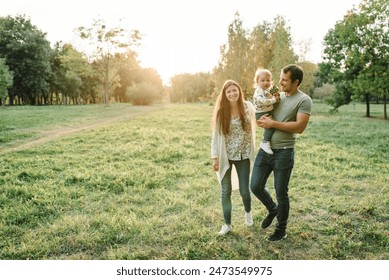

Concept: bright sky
[[1, 0, 361, 84]]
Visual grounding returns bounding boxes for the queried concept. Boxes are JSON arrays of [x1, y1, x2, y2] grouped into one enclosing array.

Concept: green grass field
[[0, 102, 388, 260]]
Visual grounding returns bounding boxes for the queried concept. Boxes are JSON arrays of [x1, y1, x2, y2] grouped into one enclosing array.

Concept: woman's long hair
[[212, 80, 249, 135]]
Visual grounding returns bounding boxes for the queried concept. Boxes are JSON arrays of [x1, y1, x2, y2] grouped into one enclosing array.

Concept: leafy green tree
[[246, 22, 272, 83], [216, 12, 250, 96], [320, 0, 388, 118], [0, 15, 52, 105], [268, 16, 297, 75], [0, 58, 13, 105], [60, 44, 99, 104], [214, 14, 297, 100], [76, 18, 141, 104], [298, 61, 318, 97], [0, 58, 13, 106], [170, 72, 212, 103], [113, 52, 141, 103]]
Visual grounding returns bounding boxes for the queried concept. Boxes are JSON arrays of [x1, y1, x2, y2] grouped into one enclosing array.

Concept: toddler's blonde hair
[[253, 68, 272, 87]]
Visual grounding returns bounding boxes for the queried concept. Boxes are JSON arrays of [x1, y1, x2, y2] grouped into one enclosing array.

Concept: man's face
[[279, 71, 298, 94]]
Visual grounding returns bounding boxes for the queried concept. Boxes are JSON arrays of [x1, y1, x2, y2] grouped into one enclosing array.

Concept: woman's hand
[[212, 158, 219, 172]]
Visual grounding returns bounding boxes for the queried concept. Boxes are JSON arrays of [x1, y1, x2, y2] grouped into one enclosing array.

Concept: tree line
[[0, 16, 164, 106], [169, 13, 318, 104], [169, 0, 387, 119], [0, 0, 387, 119]]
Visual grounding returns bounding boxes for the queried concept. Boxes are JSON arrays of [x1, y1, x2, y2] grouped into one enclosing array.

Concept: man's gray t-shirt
[[269, 90, 312, 149]]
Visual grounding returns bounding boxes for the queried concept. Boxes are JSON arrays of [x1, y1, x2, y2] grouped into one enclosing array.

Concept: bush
[[313, 83, 334, 102], [126, 82, 160, 105]]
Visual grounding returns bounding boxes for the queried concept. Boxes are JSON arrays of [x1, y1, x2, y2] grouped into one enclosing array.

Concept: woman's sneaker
[[245, 211, 254, 226], [218, 224, 232, 235]]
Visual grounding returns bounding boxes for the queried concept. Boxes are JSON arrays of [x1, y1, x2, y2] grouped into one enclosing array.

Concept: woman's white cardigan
[[211, 101, 257, 183]]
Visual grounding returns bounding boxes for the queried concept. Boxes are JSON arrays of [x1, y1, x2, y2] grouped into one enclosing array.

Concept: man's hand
[[257, 114, 274, 129]]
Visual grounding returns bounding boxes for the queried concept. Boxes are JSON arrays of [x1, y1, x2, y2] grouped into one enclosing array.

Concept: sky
[[1, 0, 362, 84]]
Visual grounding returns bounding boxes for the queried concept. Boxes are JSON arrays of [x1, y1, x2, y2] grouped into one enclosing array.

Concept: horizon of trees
[[0, 15, 164, 106], [0, 1, 387, 119]]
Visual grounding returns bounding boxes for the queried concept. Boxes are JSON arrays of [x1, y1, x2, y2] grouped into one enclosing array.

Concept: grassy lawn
[[0, 102, 388, 260]]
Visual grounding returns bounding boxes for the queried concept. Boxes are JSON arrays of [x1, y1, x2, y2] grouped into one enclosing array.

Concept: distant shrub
[[126, 82, 160, 105], [313, 83, 334, 102]]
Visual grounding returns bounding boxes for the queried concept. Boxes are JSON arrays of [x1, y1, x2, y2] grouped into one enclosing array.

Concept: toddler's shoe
[[260, 141, 273, 155]]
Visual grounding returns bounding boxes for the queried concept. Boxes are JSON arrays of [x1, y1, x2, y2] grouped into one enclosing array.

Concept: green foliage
[[0, 15, 52, 105], [320, 0, 388, 117], [113, 52, 142, 103], [0, 58, 13, 102], [313, 83, 335, 102], [217, 12, 250, 94], [50, 43, 99, 104], [170, 72, 212, 103], [268, 16, 297, 75], [76, 18, 142, 104], [0, 103, 388, 260], [127, 82, 161, 105], [213, 13, 305, 101]]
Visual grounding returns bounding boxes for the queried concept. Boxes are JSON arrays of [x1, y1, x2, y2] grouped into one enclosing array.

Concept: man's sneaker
[[260, 141, 273, 155], [261, 210, 277, 229], [218, 224, 232, 235], [267, 229, 287, 241], [245, 211, 254, 226]]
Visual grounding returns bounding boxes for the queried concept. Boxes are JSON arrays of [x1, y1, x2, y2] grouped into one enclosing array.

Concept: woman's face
[[225, 84, 240, 103]]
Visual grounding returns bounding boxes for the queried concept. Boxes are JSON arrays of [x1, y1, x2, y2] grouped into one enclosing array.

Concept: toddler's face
[[257, 73, 272, 90]]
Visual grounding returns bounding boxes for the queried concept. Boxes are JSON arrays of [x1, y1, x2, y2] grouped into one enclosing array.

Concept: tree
[[60, 44, 99, 104], [214, 14, 297, 100], [76, 18, 141, 104], [268, 16, 297, 76], [246, 22, 272, 82], [298, 61, 318, 97], [0, 15, 52, 105], [169, 72, 212, 103], [216, 12, 250, 96], [113, 52, 141, 103], [49, 43, 98, 104], [0, 58, 13, 105], [320, 0, 388, 118]]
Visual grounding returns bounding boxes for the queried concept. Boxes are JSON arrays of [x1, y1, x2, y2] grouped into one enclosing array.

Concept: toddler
[[252, 68, 280, 155]]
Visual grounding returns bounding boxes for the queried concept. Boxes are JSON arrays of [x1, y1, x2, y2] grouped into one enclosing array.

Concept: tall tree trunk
[[365, 93, 370, 117], [8, 93, 14, 105], [384, 94, 387, 120]]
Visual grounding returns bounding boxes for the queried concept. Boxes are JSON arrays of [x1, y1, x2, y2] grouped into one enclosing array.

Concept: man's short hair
[[282, 64, 303, 86]]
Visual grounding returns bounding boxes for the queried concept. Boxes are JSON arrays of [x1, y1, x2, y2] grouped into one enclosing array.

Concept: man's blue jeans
[[221, 158, 251, 225], [250, 148, 294, 231]]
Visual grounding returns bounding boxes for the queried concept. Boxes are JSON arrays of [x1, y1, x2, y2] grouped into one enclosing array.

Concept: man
[[250, 64, 312, 241]]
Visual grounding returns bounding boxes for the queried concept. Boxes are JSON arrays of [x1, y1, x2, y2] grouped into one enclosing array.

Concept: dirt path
[[0, 106, 162, 156]]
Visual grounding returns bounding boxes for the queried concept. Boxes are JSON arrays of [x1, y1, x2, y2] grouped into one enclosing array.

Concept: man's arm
[[257, 112, 310, 134]]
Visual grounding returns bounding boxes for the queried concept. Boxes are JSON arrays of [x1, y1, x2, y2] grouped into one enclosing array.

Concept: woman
[[211, 80, 257, 235]]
